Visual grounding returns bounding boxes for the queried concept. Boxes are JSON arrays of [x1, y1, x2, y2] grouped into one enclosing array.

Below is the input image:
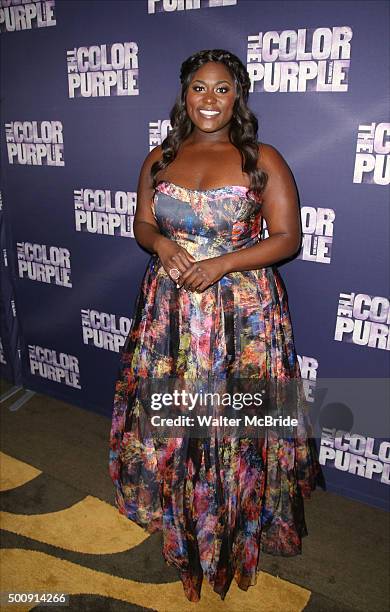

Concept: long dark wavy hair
[[150, 49, 268, 202]]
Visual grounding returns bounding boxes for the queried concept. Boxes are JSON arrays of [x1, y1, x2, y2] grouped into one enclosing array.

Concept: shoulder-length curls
[[150, 48, 268, 202]]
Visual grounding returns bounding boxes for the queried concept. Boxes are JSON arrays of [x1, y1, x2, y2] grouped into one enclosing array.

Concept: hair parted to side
[[150, 48, 268, 202]]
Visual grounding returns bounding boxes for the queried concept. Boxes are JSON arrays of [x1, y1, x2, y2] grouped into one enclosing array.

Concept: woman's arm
[[134, 146, 196, 273], [133, 145, 168, 253], [220, 142, 301, 274]]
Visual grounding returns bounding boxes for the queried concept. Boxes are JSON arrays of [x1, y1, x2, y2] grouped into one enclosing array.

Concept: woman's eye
[[192, 86, 229, 93]]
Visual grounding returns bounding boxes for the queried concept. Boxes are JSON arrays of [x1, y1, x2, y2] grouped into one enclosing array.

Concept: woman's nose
[[203, 90, 217, 104]]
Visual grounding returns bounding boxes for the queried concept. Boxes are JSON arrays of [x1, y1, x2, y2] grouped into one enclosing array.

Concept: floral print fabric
[[109, 181, 325, 602]]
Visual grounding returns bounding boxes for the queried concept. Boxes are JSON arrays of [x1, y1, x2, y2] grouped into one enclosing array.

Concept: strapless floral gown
[[108, 180, 325, 602]]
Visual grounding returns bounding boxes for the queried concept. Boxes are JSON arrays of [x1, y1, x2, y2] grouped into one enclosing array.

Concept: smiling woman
[[186, 70, 235, 132], [109, 48, 325, 603]]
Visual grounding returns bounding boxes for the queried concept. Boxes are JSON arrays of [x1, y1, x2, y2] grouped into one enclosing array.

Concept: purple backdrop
[[1, 0, 389, 510]]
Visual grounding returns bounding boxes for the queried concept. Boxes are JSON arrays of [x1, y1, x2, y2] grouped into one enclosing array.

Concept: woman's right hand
[[155, 236, 197, 283]]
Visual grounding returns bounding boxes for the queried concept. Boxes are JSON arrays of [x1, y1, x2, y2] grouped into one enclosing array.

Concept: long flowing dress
[[108, 180, 325, 602]]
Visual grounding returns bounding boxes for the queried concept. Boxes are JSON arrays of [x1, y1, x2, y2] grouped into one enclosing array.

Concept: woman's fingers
[[189, 276, 205, 292], [165, 249, 196, 286], [160, 243, 198, 286], [178, 264, 207, 291], [168, 253, 187, 275], [170, 249, 196, 274], [177, 248, 196, 267]]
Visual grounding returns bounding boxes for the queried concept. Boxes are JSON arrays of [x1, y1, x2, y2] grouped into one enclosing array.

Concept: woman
[[109, 48, 325, 602]]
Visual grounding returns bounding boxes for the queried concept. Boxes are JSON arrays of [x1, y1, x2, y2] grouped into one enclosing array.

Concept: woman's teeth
[[199, 109, 220, 118]]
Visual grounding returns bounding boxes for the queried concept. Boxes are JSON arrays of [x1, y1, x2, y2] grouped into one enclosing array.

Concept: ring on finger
[[169, 267, 181, 281]]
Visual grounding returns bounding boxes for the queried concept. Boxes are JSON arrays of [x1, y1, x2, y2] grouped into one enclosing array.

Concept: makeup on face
[[185, 63, 236, 133]]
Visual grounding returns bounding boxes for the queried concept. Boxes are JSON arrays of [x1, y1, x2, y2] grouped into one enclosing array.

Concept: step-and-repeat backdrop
[[0, 0, 389, 510]]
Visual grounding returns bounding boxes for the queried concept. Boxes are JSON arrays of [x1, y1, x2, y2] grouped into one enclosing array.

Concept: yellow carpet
[[0, 451, 312, 611], [0, 451, 42, 492], [1, 495, 148, 554]]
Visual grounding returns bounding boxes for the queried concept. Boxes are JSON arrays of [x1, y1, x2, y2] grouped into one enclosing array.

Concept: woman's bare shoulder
[[138, 144, 164, 186], [141, 144, 163, 169], [256, 142, 291, 174]]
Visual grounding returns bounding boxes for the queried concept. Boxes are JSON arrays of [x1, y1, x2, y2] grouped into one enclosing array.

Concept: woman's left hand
[[177, 257, 227, 293]]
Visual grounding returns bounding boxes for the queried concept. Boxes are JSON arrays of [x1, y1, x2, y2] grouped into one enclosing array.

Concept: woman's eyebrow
[[191, 79, 232, 85]]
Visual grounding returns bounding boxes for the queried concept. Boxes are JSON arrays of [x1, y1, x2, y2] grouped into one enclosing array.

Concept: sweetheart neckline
[[155, 180, 250, 193]]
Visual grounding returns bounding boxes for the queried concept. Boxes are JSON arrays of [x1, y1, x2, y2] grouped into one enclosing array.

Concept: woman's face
[[185, 61, 236, 136]]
